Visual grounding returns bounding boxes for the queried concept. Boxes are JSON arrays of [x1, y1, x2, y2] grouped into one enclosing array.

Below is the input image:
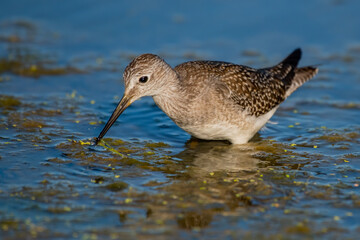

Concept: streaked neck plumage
[[152, 68, 189, 126]]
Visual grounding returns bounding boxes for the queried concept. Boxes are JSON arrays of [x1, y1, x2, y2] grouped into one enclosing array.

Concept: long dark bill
[[95, 95, 132, 145]]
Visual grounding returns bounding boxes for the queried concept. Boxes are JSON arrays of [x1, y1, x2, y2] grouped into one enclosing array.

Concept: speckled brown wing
[[174, 49, 308, 117], [217, 64, 288, 117], [175, 61, 288, 117]]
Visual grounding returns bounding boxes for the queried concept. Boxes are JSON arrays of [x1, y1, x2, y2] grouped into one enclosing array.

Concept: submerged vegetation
[[1, 88, 359, 238], [0, 47, 81, 77], [0, 20, 82, 78]]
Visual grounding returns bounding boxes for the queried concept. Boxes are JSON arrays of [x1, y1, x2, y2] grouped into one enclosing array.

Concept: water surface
[[0, 1, 360, 239]]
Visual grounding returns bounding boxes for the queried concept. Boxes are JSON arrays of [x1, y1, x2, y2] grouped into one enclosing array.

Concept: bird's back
[[174, 49, 318, 117]]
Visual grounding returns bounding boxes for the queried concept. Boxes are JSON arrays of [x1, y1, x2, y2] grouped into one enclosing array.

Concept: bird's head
[[95, 54, 173, 144]]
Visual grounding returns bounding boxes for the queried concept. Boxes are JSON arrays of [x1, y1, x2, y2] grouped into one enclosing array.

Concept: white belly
[[179, 108, 277, 144], [181, 124, 253, 144]]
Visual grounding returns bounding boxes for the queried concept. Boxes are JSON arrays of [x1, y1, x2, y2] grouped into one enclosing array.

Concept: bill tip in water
[[93, 137, 101, 145]]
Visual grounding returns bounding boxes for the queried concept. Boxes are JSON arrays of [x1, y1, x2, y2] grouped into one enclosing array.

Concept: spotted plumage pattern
[[175, 48, 316, 117]]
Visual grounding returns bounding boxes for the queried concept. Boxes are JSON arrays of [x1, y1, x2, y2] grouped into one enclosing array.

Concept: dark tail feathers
[[281, 48, 302, 68], [263, 48, 318, 98], [263, 48, 302, 86], [281, 48, 318, 97]]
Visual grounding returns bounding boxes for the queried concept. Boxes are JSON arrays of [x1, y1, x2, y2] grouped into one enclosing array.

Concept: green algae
[[46, 157, 72, 164], [0, 58, 81, 77], [285, 222, 311, 235], [105, 182, 128, 192], [145, 142, 170, 148], [8, 112, 48, 132], [55, 138, 179, 174], [0, 219, 19, 231], [56, 139, 154, 169], [315, 132, 360, 143], [333, 102, 360, 109], [0, 42, 83, 77], [21, 119, 46, 130], [177, 211, 213, 229], [97, 139, 126, 158], [142, 180, 167, 187], [92, 176, 105, 184], [25, 108, 62, 117], [47, 206, 72, 214], [255, 142, 287, 154], [0, 95, 21, 110]]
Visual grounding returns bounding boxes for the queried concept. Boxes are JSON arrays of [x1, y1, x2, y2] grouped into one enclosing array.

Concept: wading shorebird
[[95, 48, 317, 144]]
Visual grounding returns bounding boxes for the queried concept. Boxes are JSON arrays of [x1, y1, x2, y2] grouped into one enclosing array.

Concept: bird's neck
[[152, 73, 189, 126]]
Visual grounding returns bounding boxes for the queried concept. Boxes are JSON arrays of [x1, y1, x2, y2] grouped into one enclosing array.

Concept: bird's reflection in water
[[170, 137, 262, 230], [175, 136, 261, 176]]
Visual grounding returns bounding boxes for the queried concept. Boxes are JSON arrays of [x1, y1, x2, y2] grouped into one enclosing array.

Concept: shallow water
[[1, 0, 360, 239]]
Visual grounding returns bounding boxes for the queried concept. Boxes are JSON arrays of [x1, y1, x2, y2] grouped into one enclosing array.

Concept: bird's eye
[[139, 76, 148, 83]]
